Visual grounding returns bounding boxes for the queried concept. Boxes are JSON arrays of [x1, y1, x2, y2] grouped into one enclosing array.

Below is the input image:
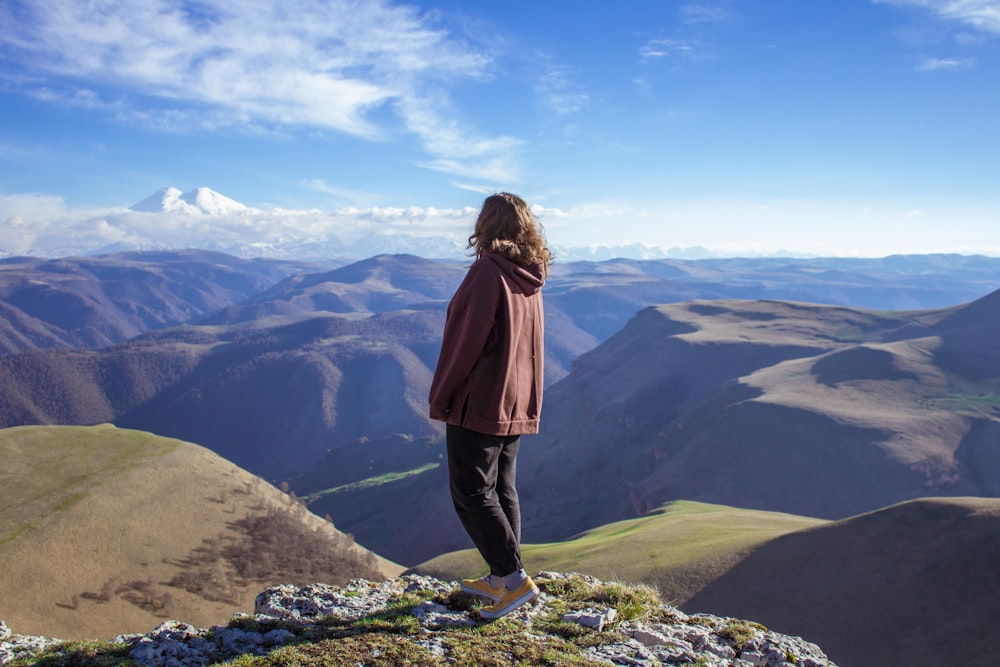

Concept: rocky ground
[[1, 572, 837, 666]]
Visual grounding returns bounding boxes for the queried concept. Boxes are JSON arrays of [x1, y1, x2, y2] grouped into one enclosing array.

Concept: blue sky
[[1, 0, 999, 257]]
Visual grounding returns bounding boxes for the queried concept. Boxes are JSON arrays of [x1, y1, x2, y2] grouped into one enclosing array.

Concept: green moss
[[304, 463, 440, 501], [441, 629, 595, 667], [4, 640, 134, 667], [229, 635, 442, 666]]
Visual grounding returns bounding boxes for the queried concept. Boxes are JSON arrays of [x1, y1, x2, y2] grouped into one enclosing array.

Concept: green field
[[413, 500, 826, 604]]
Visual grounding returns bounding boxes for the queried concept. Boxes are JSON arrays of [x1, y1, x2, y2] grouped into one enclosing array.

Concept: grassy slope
[[412, 500, 825, 604], [0, 425, 402, 640], [685, 496, 1000, 667], [414, 496, 1000, 667]]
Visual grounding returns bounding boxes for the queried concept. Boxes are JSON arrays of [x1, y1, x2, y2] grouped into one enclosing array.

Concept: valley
[[2, 249, 1000, 667]]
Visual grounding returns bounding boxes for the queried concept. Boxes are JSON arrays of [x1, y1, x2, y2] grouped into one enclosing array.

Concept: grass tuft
[[716, 619, 762, 652], [6, 575, 744, 667], [3, 640, 133, 667], [537, 574, 662, 625]]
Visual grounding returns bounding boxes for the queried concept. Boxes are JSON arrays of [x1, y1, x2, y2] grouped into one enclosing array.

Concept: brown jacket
[[428, 252, 545, 436]]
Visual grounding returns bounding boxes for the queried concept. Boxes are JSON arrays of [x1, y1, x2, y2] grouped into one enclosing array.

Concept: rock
[[412, 600, 476, 628], [0, 573, 839, 667], [129, 621, 217, 667], [628, 626, 674, 647], [0, 623, 64, 666], [562, 607, 617, 631]]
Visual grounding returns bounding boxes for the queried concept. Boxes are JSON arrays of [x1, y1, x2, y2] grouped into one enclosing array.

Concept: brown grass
[[0, 424, 402, 640]]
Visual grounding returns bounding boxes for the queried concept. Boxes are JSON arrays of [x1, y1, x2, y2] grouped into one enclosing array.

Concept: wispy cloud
[[639, 39, 703, 61], [679, 4, 731, 24], [916, 56, 977, 70], [875, 0, 1000, 36], [534, 66, 589, 115], [300, 180, 385, 208], [0, 0, 518, 181]]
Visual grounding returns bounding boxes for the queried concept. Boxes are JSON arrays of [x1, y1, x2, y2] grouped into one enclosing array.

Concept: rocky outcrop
[[1, 573, 837, 666]]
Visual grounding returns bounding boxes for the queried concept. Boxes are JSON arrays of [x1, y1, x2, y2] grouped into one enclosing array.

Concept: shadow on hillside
[[683, 498, 1000, 667]]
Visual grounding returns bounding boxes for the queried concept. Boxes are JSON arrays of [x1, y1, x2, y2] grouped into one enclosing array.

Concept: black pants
[[446, 424, 523, 577]]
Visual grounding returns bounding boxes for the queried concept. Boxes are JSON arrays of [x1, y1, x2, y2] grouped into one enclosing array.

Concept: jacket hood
[[483, 252, 545, 296]]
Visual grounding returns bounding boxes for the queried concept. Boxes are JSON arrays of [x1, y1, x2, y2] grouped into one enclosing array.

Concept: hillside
[[0, 250, 320, 356], [413, 497, 1000, 667], [686, 497, 1000, 667], [0, 424, 401, 640], [312, 289, 1000, 564], [515, 290, 1000, 539], [3, 253, 1000, 564], [413, 500, 826, 604], [0, 310, 445, 479]]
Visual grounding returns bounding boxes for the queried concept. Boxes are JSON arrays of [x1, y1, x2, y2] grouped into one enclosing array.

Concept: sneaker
[[479, 576, 540, 619], [460, 576, 503, 602]]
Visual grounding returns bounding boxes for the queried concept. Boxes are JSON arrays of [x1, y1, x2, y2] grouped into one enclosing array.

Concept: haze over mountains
[[7, 185, 964, 263], [0, 250, 323, 355]]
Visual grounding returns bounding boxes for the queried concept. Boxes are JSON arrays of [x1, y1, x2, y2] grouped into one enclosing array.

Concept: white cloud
[[0, 189, 480, 258], [4, 190, 999, 259], [0, 0, 517, 179], [875, 0, 1000, 36], [639, 39, 702, 61], [916, 56, 976, 70]]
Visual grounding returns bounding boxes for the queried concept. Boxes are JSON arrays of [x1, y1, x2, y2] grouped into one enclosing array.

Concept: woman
[[428, 192, 550, 619]]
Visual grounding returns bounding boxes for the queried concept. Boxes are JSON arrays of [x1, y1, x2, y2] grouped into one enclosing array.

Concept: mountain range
[[0, 250, 325, 355], [3, 248, 1000, 667], [4, 250, 999, 563], [306, 284, 1000, 564]]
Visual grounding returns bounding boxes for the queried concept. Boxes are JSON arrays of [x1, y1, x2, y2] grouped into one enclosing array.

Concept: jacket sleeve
[[428, 261, 501, 421]]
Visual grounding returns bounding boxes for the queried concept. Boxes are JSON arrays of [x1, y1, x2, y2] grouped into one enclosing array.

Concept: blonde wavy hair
[[468, 192, 551, 272]]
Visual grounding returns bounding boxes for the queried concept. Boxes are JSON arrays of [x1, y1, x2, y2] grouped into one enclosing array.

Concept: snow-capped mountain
[[130, 187, 253, 215]]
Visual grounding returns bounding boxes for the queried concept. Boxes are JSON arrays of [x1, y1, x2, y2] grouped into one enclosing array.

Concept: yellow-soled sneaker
[[479, 576, 540, 619], [460, 576, 503, 602]]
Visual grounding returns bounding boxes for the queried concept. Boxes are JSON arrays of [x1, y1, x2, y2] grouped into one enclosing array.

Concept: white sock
[[502, 568, 527, 590]]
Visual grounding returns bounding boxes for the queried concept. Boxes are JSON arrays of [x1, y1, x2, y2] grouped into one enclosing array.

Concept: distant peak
[[129, 187, 250, 215], [129, 187, 184, 213], [181, 187, 249, 215]]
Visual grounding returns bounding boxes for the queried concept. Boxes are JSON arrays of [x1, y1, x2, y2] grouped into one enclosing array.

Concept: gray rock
[[628, 625, 674, 647], [0, 623, 63, 666], [562, 606, 617, 631], [411, 600, 475, 628], [0, 573, 839, 667]]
